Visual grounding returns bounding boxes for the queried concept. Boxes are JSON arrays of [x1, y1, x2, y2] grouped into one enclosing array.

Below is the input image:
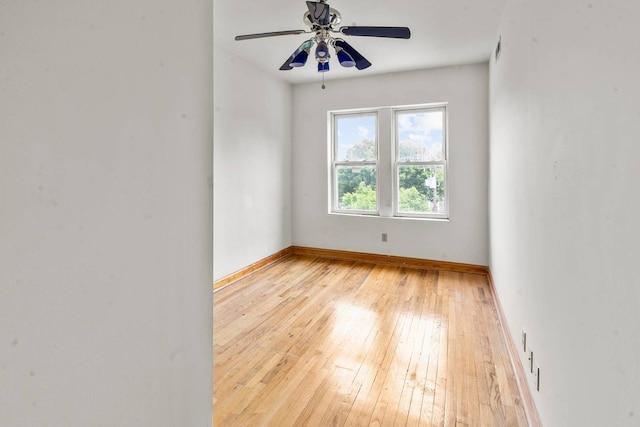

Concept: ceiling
[[214, 0, 507, 85]]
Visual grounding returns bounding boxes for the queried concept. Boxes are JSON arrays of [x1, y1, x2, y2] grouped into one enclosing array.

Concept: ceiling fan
[[235, 0, 410, 83]]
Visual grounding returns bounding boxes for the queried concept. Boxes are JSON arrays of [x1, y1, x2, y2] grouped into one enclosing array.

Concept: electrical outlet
[[534, 365, 540, 391], [381, 233, 388, 242], [522, 330, 527, 353]]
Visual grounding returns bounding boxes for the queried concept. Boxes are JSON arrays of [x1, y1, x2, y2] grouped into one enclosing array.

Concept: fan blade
[[334, 39, 371, 70], [306, 1, 331, 26], [340, 26, 411, 39], [235, 30, 307, 41], [279, 40, 315, 70]]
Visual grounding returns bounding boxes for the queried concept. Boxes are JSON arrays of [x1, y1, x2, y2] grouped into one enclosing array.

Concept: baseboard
[[213, 247, 293, 291], [290, 246, 489, 275], [486, 269, 542, 427], [214, 245, 489, 290]]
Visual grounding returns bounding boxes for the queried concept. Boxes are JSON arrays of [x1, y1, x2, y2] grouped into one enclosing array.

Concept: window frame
[[393, 105, 449, 219], [329, 103, 449, 220], [330, 110, 380, 215]]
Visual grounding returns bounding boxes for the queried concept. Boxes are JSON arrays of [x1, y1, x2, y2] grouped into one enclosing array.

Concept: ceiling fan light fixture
[[290, 49, 309, 67], [336, 48, 355, 67], [315, 41, 330, 60], [318, 61, 330, 73]]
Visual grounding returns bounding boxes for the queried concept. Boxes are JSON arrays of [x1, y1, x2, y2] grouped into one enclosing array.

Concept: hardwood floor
[[213, 255, 528, 426]]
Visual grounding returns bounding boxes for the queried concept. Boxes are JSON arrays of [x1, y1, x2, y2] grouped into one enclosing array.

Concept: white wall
[[490, 1, 640, 425], [0, 1, 212, 426], [213, 45, 292, 281], [292, 64, 489, 265]]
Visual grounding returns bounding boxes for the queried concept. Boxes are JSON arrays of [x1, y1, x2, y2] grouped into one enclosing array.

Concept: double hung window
[[332, 112, 378, 213], [330, 104, 448, 219]]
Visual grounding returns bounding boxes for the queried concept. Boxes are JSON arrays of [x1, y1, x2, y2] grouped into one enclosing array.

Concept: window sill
[[329, 211, 450, 222]]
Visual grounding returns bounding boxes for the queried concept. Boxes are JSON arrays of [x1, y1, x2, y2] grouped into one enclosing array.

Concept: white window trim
[[329, 103, 449, 220]]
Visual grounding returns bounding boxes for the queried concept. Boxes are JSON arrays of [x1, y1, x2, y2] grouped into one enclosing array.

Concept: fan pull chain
[[322, 72, 326, 89]]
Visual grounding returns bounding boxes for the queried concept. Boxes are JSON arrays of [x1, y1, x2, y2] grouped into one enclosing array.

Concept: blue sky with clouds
[[335, 115, 376, 160], [397, 110, 443, 161], [335, 110, 443, 161]]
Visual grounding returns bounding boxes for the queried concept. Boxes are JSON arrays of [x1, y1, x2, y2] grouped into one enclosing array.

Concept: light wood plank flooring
[[214, 255, 527, 426]]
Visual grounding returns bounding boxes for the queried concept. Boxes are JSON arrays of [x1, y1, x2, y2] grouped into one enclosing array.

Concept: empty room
[[214, 0, 640, 426], [2, 0, 639, 426]]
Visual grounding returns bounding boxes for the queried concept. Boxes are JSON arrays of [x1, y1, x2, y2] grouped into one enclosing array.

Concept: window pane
[[397, 165, 445, 214], [336, 165, 377, 211], [397, 110, 443, 161], [335, 115, 376, 161]]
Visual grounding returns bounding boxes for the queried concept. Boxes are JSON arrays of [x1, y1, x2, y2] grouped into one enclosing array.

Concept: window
[[332, 112, 378, 213], [395, 108, 447, 216], [330, 104, 448, 219]]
